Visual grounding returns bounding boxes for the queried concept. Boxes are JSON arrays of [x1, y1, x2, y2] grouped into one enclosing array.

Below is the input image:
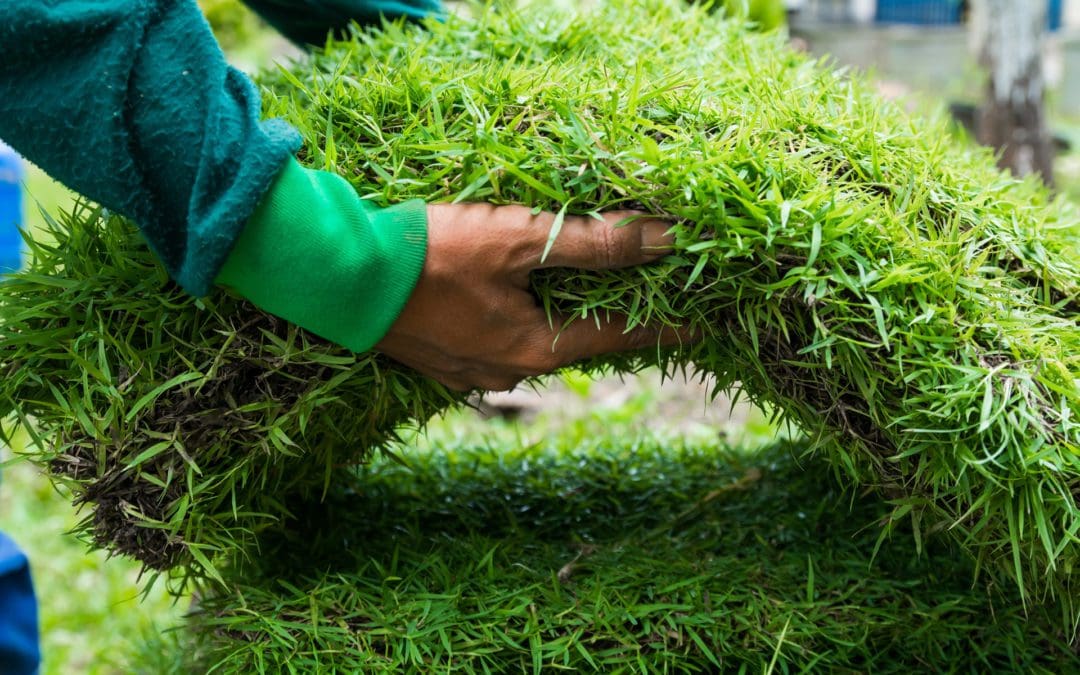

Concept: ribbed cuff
[[358, 199, 429, 347], [215, 157, 428, 352]]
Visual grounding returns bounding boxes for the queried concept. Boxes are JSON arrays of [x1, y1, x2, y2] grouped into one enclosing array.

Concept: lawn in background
[[1057, 117, 1080, 203]]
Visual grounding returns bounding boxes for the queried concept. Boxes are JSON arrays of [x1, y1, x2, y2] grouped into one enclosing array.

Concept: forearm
[[0, 0, 300, 295], [0, 1, 433, 353]]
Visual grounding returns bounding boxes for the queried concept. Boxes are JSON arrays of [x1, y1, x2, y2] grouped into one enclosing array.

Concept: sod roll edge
[[1, 0, 1078, 624]]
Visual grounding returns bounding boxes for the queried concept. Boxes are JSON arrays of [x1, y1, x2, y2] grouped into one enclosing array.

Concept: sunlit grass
[[0, 0, 1075, 669]]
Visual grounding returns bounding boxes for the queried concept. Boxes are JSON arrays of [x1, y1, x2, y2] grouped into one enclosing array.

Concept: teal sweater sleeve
[[0, 1, 439, 351], [0, 0, 300, 296]]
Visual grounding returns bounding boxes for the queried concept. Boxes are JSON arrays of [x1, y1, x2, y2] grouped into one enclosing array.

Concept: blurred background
[[2, 0, 1080, 671]]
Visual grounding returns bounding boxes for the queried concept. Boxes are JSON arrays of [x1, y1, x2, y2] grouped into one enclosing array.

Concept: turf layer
[[176, 438, 1079, 672], [1, 0, 1078, 621]]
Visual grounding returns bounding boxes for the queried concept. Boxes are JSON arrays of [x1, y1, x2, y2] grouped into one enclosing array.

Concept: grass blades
[[275, 0, 1080, 610], [185, 438, 1079, 672], [1, 0, 1078, 632], [0, 204, 463, 583]]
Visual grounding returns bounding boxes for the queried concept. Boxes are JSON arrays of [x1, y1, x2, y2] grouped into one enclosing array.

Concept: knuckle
[[533, 349, 563, 374], [501, 377, 524, 391], [439, 378, 471, 393], [596, 222, 620, 268], [516, 343, 558, 375], [444, 361, 471, 376], [499, 204, 534, 230], [603, 213, 645, 264]]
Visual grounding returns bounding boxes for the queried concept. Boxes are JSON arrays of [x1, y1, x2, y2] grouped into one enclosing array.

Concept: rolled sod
[[155, 438, 1080, 672], [1, 0, 1078, 617]]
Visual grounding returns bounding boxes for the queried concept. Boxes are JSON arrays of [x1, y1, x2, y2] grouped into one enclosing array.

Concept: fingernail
[[640, 220, 674, 254]]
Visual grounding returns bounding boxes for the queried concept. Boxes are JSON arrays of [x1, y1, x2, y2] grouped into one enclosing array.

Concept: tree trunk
[[972, 0, 1054, 185]]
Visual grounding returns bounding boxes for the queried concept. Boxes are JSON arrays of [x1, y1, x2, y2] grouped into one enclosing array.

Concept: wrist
[[216, 158, 428, 352]]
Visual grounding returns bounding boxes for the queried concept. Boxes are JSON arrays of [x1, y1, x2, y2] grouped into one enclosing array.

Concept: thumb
[[531, 211, 673, 271]]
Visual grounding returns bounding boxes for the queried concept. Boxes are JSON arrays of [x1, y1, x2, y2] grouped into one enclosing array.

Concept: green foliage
[[1, 0, 1079, 634], [174, 438, 1080, 672], [722, 0, 785, 30], [0, 202, 462, 584], [197, 0, 265, 52], [271, 0, 1080, 610]]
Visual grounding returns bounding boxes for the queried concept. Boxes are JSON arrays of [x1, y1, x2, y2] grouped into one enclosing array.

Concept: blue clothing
[[0, 143, 23, 275], [0, 533, 38, 675]]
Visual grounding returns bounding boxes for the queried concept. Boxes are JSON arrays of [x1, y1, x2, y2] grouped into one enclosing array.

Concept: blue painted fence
[[875, 0, 1063, 30]]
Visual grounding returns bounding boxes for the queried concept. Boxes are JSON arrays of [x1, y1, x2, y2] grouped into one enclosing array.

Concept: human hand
[[375, 203, 687, 391]]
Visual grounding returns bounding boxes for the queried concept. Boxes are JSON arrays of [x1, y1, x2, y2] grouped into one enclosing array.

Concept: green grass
[[1056, 118, 1080, 205], [4, 143, 172, 675], [255, 0, 1080, 612], [144, 432, 1079, 673], [2, 0, 1080, 667], [8, 392, 1075, 673], [20, 164, 74, 240], [7, 0, 1079, 597]]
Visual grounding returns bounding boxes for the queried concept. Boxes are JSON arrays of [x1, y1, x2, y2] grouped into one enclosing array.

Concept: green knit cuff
[[216, 157, 428, 352]]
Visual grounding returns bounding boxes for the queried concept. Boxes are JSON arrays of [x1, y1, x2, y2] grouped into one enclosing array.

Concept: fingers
[[397, 364, 519, 393], [385, 350, 524, 393], [529, 210, 674, 271], [543, 314, 693, 369], [390, 316, 692, 392]]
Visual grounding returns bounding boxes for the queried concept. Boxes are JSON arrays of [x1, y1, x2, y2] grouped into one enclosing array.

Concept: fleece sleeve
[[0, 1, 436, 352], [0, 0, 300, 296]]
